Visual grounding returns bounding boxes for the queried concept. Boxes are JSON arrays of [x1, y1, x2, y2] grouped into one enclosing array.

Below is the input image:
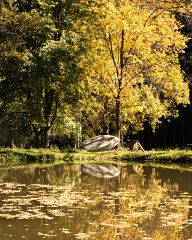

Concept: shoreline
[[1, 148, 192, 169]]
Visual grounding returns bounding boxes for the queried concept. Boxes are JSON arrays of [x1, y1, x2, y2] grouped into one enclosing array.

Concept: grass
[[122, 149, 192, 163], [1, 147, 192, 168], [0, 147, 127, 168]]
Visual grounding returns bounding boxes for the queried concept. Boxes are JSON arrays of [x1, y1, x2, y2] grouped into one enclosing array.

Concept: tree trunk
[[38, 126, 51, 148], [32, 125, 41, 148], [102, 125, 109, 135], [115, 98, 121, 140], [115, 96, 125, 148], [43, 126, 51, 148], [32, 125, 51, 148]]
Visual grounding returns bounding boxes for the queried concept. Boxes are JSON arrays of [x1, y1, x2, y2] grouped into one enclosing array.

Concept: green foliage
[[0, 0, 191, 147], [0, 0, 93, 147]]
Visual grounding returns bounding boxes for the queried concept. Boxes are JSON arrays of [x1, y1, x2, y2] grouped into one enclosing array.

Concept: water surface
[[1, 163, 192, 239]]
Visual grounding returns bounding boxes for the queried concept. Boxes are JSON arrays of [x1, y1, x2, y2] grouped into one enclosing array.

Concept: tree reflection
[[32, 167, 51, 185], [0, 164, 192, 239], [132, 165, 143, 174]]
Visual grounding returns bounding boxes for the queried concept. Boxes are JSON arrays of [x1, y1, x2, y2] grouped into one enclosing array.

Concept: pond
[[0, 163, 192, 240]]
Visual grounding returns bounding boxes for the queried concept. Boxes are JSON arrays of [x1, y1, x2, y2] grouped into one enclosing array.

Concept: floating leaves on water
[[38, 232, 57, 238], [59, 228, 70, 234], [1, 164, 192, 239], [47, 209, 66, 217], [74, 232, 91, 239]]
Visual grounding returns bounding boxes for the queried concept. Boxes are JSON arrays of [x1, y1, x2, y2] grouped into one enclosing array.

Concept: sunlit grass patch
[[1, 147, 192, 168], [122, 149, 192, 164]]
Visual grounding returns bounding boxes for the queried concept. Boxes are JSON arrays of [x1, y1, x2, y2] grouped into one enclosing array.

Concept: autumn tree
[[1, 0, 191, 147], [84, 0, 190, 141]]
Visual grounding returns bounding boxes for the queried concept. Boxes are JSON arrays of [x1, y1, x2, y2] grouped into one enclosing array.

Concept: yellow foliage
[[83, 0, 190, 134]]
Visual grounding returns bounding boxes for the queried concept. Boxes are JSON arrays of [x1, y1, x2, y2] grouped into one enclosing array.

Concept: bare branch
[[108, 31, 119, 78]]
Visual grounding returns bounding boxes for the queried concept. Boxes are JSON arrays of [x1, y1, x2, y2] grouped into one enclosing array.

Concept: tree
[[0, 0, 54, 146], [1, 0, 191, 147], [0, 0, 96, 147], [84, 0, 190, 141]]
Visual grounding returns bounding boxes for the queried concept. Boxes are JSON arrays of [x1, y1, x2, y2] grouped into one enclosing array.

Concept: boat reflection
[[80, 163, 120, 178]]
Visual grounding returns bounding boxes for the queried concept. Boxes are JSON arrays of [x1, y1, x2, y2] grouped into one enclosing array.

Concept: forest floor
[[1, 147, 192, 168]]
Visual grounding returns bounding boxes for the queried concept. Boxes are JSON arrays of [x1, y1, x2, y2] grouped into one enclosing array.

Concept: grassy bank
[[122, 149, 192, 163], [1, 147, 192, 168], [0, 147, 127, 168]]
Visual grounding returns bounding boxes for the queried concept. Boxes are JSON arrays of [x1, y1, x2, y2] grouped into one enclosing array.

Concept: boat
[[82, 135, 120, 152]]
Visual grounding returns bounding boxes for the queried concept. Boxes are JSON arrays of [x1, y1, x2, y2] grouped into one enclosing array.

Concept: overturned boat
[[82, 135, 120, 152]]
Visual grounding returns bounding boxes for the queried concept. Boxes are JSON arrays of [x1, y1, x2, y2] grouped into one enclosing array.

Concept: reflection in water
[[0, 164, 192, 239], [33, 167, 51, 185], [80, 163, 120, 178], [132, 164, 143, 173]]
